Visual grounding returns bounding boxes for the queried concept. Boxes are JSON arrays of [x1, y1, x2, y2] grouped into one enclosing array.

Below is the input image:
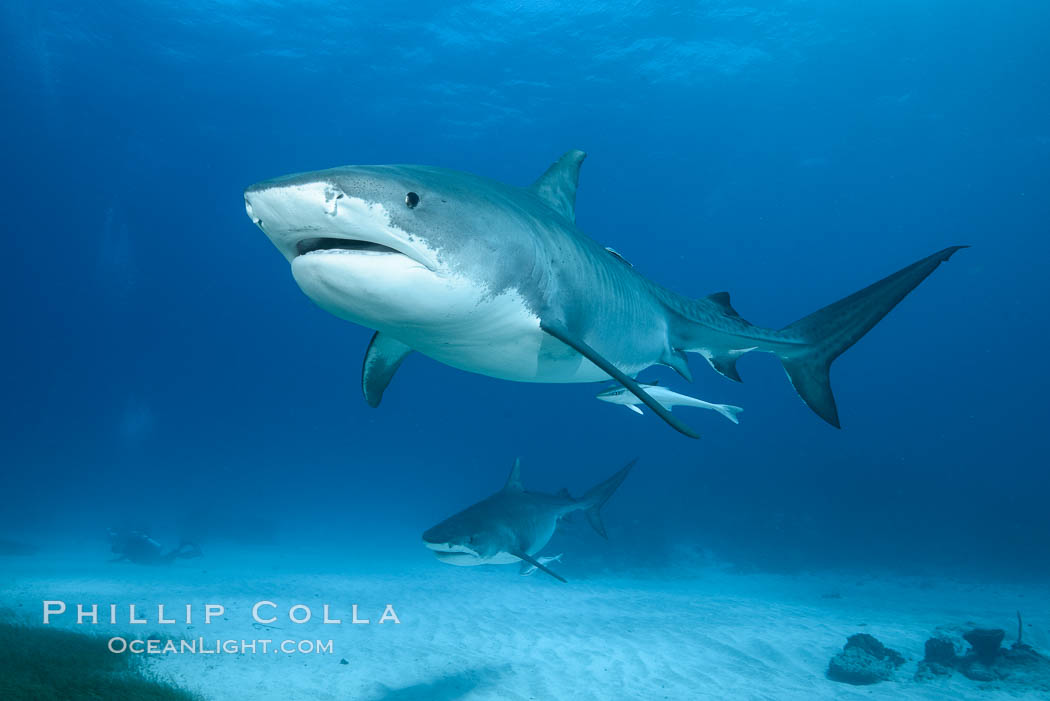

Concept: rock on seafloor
[[915, 635, 958, 680], [827, 633, 906, 685]]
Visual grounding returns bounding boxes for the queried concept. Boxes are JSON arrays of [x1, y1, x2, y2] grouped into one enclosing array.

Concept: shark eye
[[405, 192, 420, 209]]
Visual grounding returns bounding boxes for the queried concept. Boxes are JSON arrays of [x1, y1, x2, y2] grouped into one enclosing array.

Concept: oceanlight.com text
[[107, 637, 335, 655]]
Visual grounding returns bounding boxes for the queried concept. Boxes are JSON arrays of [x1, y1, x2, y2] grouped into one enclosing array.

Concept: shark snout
[[243, 182, 324, 261], [244, 178, 441, 270], [244, 195, 262, 227]]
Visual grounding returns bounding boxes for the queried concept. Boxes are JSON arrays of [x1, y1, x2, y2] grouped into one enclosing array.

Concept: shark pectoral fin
[[539, 320, 700, 439], [626, 405, 644, 415], [362, 332, 414, 408], [513, 550, 567, 583]]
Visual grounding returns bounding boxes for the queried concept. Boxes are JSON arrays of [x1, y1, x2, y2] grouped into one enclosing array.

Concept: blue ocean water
[[2, 0, 1048, 596]]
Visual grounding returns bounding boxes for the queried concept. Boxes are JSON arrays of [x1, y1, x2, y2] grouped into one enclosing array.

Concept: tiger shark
[[421, 458, 634, 582], [243, 150, 966, 438]]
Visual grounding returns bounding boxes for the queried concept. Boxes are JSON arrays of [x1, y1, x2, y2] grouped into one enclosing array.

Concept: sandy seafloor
[[3, 542, 1048, 701]]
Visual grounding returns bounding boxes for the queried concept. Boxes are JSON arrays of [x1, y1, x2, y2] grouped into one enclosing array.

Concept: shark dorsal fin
[[503, 458, 523, 491], [705, 291, 742, 318], [530, 150, 586, 223]]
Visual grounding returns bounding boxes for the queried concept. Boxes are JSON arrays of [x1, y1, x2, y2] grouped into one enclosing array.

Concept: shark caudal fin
[[712, 403, 743, 425], [581, 459, 636, 539], [774, 246, 967, 427]]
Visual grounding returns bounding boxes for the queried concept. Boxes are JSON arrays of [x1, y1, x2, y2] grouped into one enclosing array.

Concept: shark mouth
[[423, 541, 479, 556], [295, 237, 404, 257]]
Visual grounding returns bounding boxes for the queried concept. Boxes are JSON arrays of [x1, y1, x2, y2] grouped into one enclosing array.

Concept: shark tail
[[581, 459, 636, 539], [770, 246, 967, 427], [679, 397, 743, 424], [711, 403, 743, 425]]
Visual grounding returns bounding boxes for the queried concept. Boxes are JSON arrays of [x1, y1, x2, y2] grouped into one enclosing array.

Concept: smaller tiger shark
[[422, 458, 635, 583]]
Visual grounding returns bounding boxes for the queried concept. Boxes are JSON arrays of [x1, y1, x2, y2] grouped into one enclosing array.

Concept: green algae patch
[[0, 621, 203, 701]]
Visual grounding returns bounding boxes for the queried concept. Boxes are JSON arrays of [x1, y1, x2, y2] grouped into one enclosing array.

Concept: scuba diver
[[107, 528, 202, 565]]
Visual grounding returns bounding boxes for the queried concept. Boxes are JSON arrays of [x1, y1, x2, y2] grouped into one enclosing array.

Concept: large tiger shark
[[244, 150, 965, 438]]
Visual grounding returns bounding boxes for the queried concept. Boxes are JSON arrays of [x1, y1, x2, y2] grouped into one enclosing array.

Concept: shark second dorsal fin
[[503, 458, 523, 491], [705, 291, 742, 319], [530, 150, 586, 223]]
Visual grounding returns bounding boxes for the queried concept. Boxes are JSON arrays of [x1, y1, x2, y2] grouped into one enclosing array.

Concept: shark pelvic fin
[[513, 550, 567, 583], [540, 320, 700, 438], [661, 348, 693, 382], [582, 458, 636, 539], [530, 150, 586, 223], [705, 353, 742, 383], [503, 458, 523, 491], [362, 332, 414, 407]]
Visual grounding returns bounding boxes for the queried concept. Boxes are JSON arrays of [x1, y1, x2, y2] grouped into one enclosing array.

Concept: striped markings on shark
[[596, 380, 743, 424], [421, 458, 635, 583], [244, 151, 966, 438]]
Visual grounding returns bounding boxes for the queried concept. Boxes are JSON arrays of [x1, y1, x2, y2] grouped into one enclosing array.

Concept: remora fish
[[596, 382, 743, 424], [421, 458, 635, 583], [244, 151, 966, 438], [519, 553, 563, 577]]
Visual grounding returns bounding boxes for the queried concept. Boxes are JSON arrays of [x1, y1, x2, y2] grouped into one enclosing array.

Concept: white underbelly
[[292, 251, 653, 383], [481, 524, 558, 566], [484, 552, 524, 565], [405, 316, 615, 383]]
